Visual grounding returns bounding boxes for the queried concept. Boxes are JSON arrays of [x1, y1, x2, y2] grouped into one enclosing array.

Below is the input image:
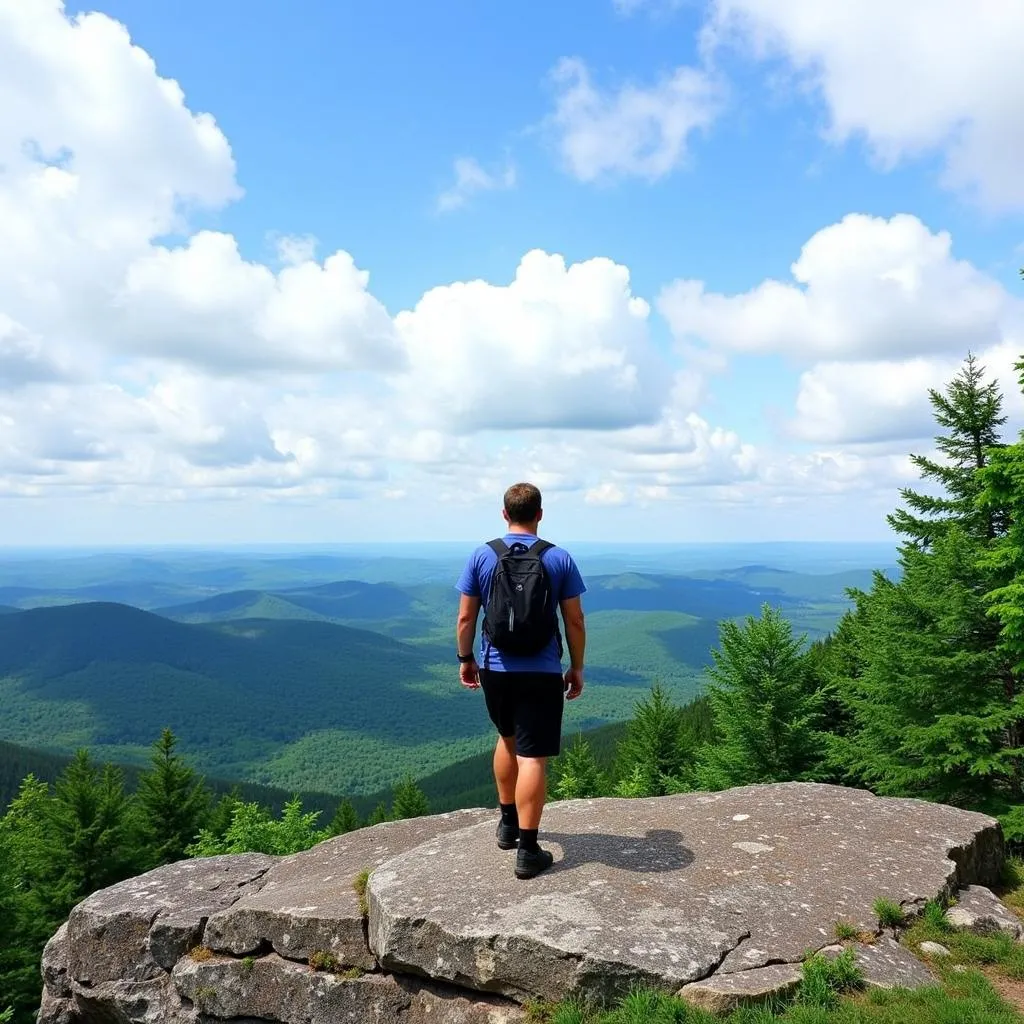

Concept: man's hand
[[460, 659, 480, 690], [564, 666, 584, 700]]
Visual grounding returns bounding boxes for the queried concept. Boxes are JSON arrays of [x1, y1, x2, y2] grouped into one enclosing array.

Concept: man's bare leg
[[515, 756, 547, 831], [494, 736, 518, 804]]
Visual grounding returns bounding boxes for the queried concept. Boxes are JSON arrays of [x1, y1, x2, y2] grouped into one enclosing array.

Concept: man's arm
[[457, 594, 481, 689], [560, 595, 585, 699]]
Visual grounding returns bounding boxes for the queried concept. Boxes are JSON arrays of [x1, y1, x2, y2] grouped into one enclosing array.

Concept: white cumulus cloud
[[395, 249, 670, 431], [549, 57, 722, 182], [114, 231, 403, 374], [659, 214, 1013, 362], [706, 0, 1024, 210]]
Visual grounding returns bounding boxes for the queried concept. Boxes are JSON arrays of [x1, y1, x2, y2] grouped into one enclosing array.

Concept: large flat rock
[[368, 783, 1001, 1002], [203, 809, 493, 968]]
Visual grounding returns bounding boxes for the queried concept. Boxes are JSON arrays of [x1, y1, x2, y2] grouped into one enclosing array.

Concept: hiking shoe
[[496, 819, 519, 850], [515, 845, 553, 879]]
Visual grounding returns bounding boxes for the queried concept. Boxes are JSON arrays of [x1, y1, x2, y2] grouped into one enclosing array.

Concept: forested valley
[[6, 351, 1024, 1021]]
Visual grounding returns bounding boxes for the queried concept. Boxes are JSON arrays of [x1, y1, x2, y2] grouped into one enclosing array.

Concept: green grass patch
[[353, 869, 370, 917], [872, 899, 904, 932], [532, 974, 1024, 1022]]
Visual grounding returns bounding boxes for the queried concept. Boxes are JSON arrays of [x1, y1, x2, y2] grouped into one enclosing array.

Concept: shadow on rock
[[543, 828, 694, 874]]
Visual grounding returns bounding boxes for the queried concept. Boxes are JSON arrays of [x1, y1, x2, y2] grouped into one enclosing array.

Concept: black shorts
[[479, 669, 565, 758]]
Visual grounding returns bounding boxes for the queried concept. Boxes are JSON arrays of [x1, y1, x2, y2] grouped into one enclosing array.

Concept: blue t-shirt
[[455, 533, 586, 673]]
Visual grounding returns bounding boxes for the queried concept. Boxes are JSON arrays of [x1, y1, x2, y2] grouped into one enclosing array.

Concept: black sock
[[519, 828, 539, 852], [500, 803, 519, 829]]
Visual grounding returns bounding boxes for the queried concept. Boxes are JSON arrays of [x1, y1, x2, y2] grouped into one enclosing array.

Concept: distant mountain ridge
[[156, 579, 421, 626]]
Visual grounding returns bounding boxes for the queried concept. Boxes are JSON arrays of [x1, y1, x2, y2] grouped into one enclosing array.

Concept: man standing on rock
[[455, 482, 587, 879]]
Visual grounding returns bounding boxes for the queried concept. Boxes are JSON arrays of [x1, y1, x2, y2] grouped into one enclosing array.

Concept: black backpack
[[481, 538, 561, 657]]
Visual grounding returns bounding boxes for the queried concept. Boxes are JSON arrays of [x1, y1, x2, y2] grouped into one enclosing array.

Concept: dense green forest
[[0, 566, 862, 795], [6, 351, 1024, 1021]]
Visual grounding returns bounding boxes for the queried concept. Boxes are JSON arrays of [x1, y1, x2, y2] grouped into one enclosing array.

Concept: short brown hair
[[504, 482, 542, 525]]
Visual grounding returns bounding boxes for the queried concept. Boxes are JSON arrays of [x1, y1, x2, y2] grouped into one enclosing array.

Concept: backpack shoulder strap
[[528, 539, 554, 558], [486, 538, 510, 557]]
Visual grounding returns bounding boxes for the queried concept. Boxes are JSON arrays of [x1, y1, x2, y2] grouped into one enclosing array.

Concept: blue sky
[[2, 0, 1023, 544]]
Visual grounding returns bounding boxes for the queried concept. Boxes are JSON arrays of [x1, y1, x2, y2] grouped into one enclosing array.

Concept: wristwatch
[[457, 652, 475, 664]]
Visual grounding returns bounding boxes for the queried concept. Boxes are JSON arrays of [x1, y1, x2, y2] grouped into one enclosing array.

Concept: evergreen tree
[[328, 798, 361, 836], [612, 684, 687, 797], [0, 818, 34, 1024], [390, 775, 430, 820], [0, 778, 69, 1022], [136, 729, 210, 866], [367, 802, 390, 826], [47, 751, 135, 900], [207, 790, 243, 842], [552, 734, 606, 800], [830, 528, 1020, 809], [695, 606, 823, 790], [888, 352, 1007, 547]]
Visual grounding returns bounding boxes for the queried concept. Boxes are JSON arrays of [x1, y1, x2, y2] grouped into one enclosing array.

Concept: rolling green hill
[[156, 579, 447, 639]]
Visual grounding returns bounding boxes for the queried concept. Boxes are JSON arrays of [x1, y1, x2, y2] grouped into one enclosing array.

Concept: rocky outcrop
[[37, 783, 1011, 1023], [946, 885, 1024, 938]]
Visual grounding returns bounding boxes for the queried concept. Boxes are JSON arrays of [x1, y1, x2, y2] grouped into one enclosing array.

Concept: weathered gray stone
[[42, 922, 72, 1000], [919, 941, 951, 956], [173, 952, 524, 1023], [678, 963, 802, 1014], [35, 990, 78, 1024], [946, 885, 1023, 939], [66, 854, 274, 986], [203, 809, 492, 968], [71, 972, 199, 1024], [821, 938, 936, 990], [368, 783, 998, 1002]]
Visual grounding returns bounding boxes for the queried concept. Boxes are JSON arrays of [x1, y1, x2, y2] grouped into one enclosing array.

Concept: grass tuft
[[833, 921, 860, 942], [873, 899, 905, 932], [187, 945, 214, 962], [337, 965, 365, 980], [240, 955, 255, 973], [353, 869, 370, 917], [309, 949, 340, 972], [798, 948, 863, 1010], [920, 900, 950, 932]]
